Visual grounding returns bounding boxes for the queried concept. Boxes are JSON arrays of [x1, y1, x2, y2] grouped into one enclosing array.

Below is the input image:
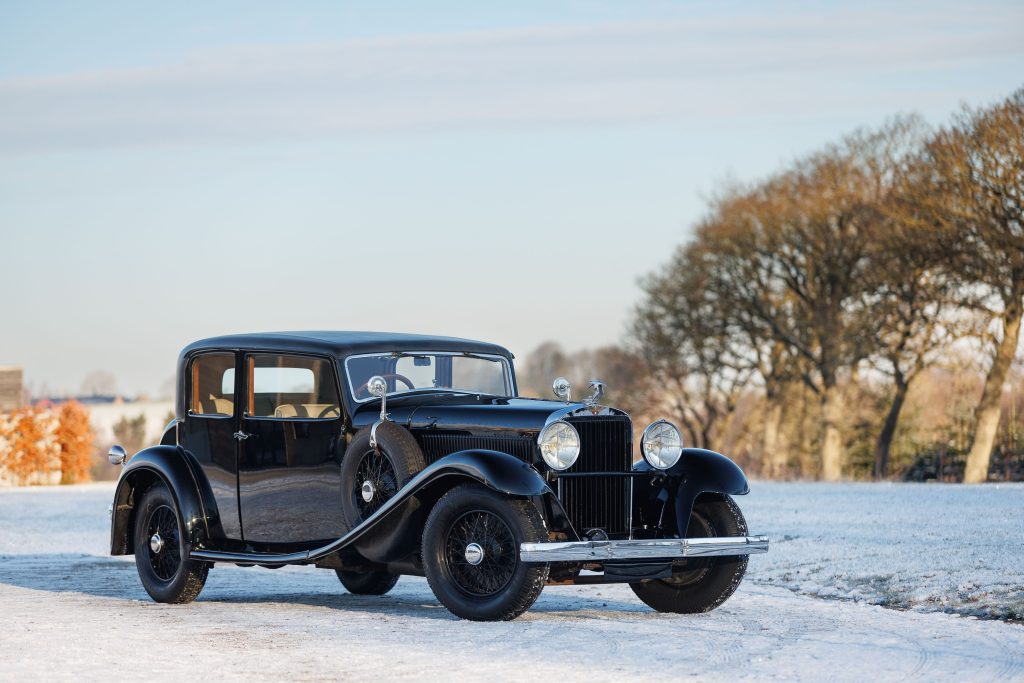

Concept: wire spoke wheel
[[146, 504, 181, 581], [353, 449, 399, 518], [664, 509, 715, 586], [443, 509, 517, 598]]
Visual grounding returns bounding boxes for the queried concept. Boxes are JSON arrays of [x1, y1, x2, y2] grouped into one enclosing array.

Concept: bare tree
[[868, 242, 956, 478], [700, 121, 923, 479], [633, 242, 753, 451], [902, 89, 1024, 482], [80, 370, 117, 397]]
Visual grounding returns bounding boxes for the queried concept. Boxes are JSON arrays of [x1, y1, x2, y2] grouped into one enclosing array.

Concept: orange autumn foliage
[[2, 406, 49, 483], [55, 401, 94, 484], [0, 403, 95, 485]]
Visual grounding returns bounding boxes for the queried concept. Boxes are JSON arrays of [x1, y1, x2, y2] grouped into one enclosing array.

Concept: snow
[[1, 482, 1023, 681], [742, 482, 1024, 621]]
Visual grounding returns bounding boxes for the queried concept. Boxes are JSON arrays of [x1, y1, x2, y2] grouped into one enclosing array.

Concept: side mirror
[[367, 375, 390, 428], [552, 377, 572, 402], [108, 444, 128, 466], [367, 375, 387, 398]]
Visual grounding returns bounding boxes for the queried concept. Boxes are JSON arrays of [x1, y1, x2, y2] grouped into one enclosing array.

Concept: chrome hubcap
[[149, 532, 164, 555], [464, 542, 484, 566], [361, 480, 375, 503]]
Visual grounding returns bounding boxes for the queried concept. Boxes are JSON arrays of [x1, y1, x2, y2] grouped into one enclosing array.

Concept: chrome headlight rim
[[537, 420, 581, 471], [641, 419, 683, 470]]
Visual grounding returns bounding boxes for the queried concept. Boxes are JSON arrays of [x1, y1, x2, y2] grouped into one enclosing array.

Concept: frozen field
[[0, 482, 1022, 681]]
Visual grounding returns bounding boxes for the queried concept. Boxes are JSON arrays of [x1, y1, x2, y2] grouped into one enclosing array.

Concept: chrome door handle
[[233, 431, 251, 441]]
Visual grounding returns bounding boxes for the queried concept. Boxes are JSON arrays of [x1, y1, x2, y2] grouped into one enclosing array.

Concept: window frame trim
[[242, 351, 343, 422], [186, 351, 239, 419], [343, 350, 514, 404]]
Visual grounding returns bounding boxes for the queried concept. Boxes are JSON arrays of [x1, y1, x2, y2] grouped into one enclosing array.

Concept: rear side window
[[190, 353, 235, 416], [247, 355, 341, 419]]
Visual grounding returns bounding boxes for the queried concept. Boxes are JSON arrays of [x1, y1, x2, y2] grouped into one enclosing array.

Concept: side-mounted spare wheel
[[629, 494, 749, 614], [133, 483, 209, 603], [422, 484, 549, 621], [340, 422, 426, 530]]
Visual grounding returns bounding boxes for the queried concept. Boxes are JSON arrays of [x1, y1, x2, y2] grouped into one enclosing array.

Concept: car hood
[[351, 395, 583, 434]]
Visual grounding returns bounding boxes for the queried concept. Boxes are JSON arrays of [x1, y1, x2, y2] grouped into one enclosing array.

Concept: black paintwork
[[110, 331, 752, 578]]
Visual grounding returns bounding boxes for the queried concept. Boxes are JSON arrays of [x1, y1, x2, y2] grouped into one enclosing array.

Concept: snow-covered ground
[[1, 482, 1022, 681], [744, 482, 1024, 621]]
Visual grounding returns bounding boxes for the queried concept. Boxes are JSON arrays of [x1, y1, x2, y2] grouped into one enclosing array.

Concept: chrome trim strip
[[343, 350, 514, 404], [519, 535, 769, 563]]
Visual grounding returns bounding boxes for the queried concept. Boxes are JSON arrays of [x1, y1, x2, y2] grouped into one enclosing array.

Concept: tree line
[[523, 88, 1023, 482]]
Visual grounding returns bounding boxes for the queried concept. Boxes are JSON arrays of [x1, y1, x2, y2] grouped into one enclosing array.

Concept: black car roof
[[180, 331, 514, 360]]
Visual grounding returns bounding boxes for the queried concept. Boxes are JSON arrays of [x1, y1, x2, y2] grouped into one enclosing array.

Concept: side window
[[247, 355, 341, 419], [190, 353, 236, 416]]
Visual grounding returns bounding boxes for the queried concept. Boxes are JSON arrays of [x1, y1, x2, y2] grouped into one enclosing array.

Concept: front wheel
[[630, 494, 749, 614], [422, 484, 549, 621], [133, 483, 209, 603]]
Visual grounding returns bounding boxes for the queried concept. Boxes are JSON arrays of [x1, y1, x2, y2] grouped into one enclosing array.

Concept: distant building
[[0, 366, 23, 412]]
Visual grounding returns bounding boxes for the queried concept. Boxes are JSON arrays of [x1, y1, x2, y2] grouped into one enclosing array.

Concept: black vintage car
[[108, 331, 767, 620]]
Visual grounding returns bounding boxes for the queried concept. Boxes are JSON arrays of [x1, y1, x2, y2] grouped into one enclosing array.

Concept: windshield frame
[[343, 350, 515, 404]]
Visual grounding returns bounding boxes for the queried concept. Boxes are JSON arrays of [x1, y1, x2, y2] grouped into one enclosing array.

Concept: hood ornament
[[584, 379, 606, 409]]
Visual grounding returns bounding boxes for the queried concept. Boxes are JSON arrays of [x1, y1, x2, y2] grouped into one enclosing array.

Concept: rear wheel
[[133, 483, 209, 604], [335, 569, 399, 595], [422, 484, 548, 621], [630, 495, 749, 613]]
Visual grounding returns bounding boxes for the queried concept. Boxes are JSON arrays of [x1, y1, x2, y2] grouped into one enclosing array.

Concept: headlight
[[538, 420, 580, 470], [641, 420, 683, 469]]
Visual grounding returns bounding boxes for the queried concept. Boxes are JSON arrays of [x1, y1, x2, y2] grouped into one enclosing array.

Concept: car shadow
[[0, 553, 652, 620]]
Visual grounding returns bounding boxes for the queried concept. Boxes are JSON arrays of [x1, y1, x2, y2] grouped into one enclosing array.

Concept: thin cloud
[[1, 5, 1022, 154]]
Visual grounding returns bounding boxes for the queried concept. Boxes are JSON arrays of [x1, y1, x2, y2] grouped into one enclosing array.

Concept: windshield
[[345, 352, 512, 402]]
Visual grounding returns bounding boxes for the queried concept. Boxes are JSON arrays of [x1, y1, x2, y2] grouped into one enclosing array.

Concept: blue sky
[[1, 1, 1023, 396]]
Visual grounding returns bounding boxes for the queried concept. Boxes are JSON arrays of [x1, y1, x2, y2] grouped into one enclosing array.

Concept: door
[[178, 351, 243, 540], [237, 353, 346, 545]]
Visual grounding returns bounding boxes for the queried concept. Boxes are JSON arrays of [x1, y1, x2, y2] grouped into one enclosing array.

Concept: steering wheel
[[353, 373, 415, 400], [316, 405, 341, 419]]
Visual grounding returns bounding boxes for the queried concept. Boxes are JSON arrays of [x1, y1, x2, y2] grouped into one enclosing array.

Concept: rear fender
[[109, 445, 211, 555]]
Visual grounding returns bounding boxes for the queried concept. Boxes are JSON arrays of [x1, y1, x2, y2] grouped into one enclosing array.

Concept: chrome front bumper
[[519, 535, 769, 563]]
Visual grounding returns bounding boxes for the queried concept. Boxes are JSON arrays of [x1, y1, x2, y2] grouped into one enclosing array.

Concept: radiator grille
[[560, 476, 631, 536], [559, 415, 633, 535], [415, 432, 535, 465], [564, 416, 633, 473]]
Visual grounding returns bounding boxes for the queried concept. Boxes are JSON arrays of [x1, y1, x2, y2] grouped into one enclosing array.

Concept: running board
[[519, 535, 769, 563]]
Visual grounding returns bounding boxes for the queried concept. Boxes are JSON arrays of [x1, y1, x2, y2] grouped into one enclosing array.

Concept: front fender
[[634, 448, 750, 537], [109, 445, 209, 555], [343, 449, 551, 563]]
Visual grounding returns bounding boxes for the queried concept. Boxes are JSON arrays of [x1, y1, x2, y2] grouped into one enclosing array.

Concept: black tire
[[335, 569, 400, 595], [133, 483, 209, 604], [340, 422, 426, 531], [422, 484, 548, 621], [630, 494, 749, 614]]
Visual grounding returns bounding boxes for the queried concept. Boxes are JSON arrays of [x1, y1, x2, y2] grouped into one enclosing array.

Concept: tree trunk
[[964, 294, 1023, 483], [820, 383, 844, 481], [763, 398, 785, 478], [873, 374, 908, 480]]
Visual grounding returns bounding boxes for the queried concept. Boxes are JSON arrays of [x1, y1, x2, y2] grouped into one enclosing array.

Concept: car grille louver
[[562, 416, 632, 536]]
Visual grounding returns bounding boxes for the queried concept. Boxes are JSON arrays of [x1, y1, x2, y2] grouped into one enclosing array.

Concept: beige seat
[[274, 404, 340, 419], [202, 396, 234, 416]]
